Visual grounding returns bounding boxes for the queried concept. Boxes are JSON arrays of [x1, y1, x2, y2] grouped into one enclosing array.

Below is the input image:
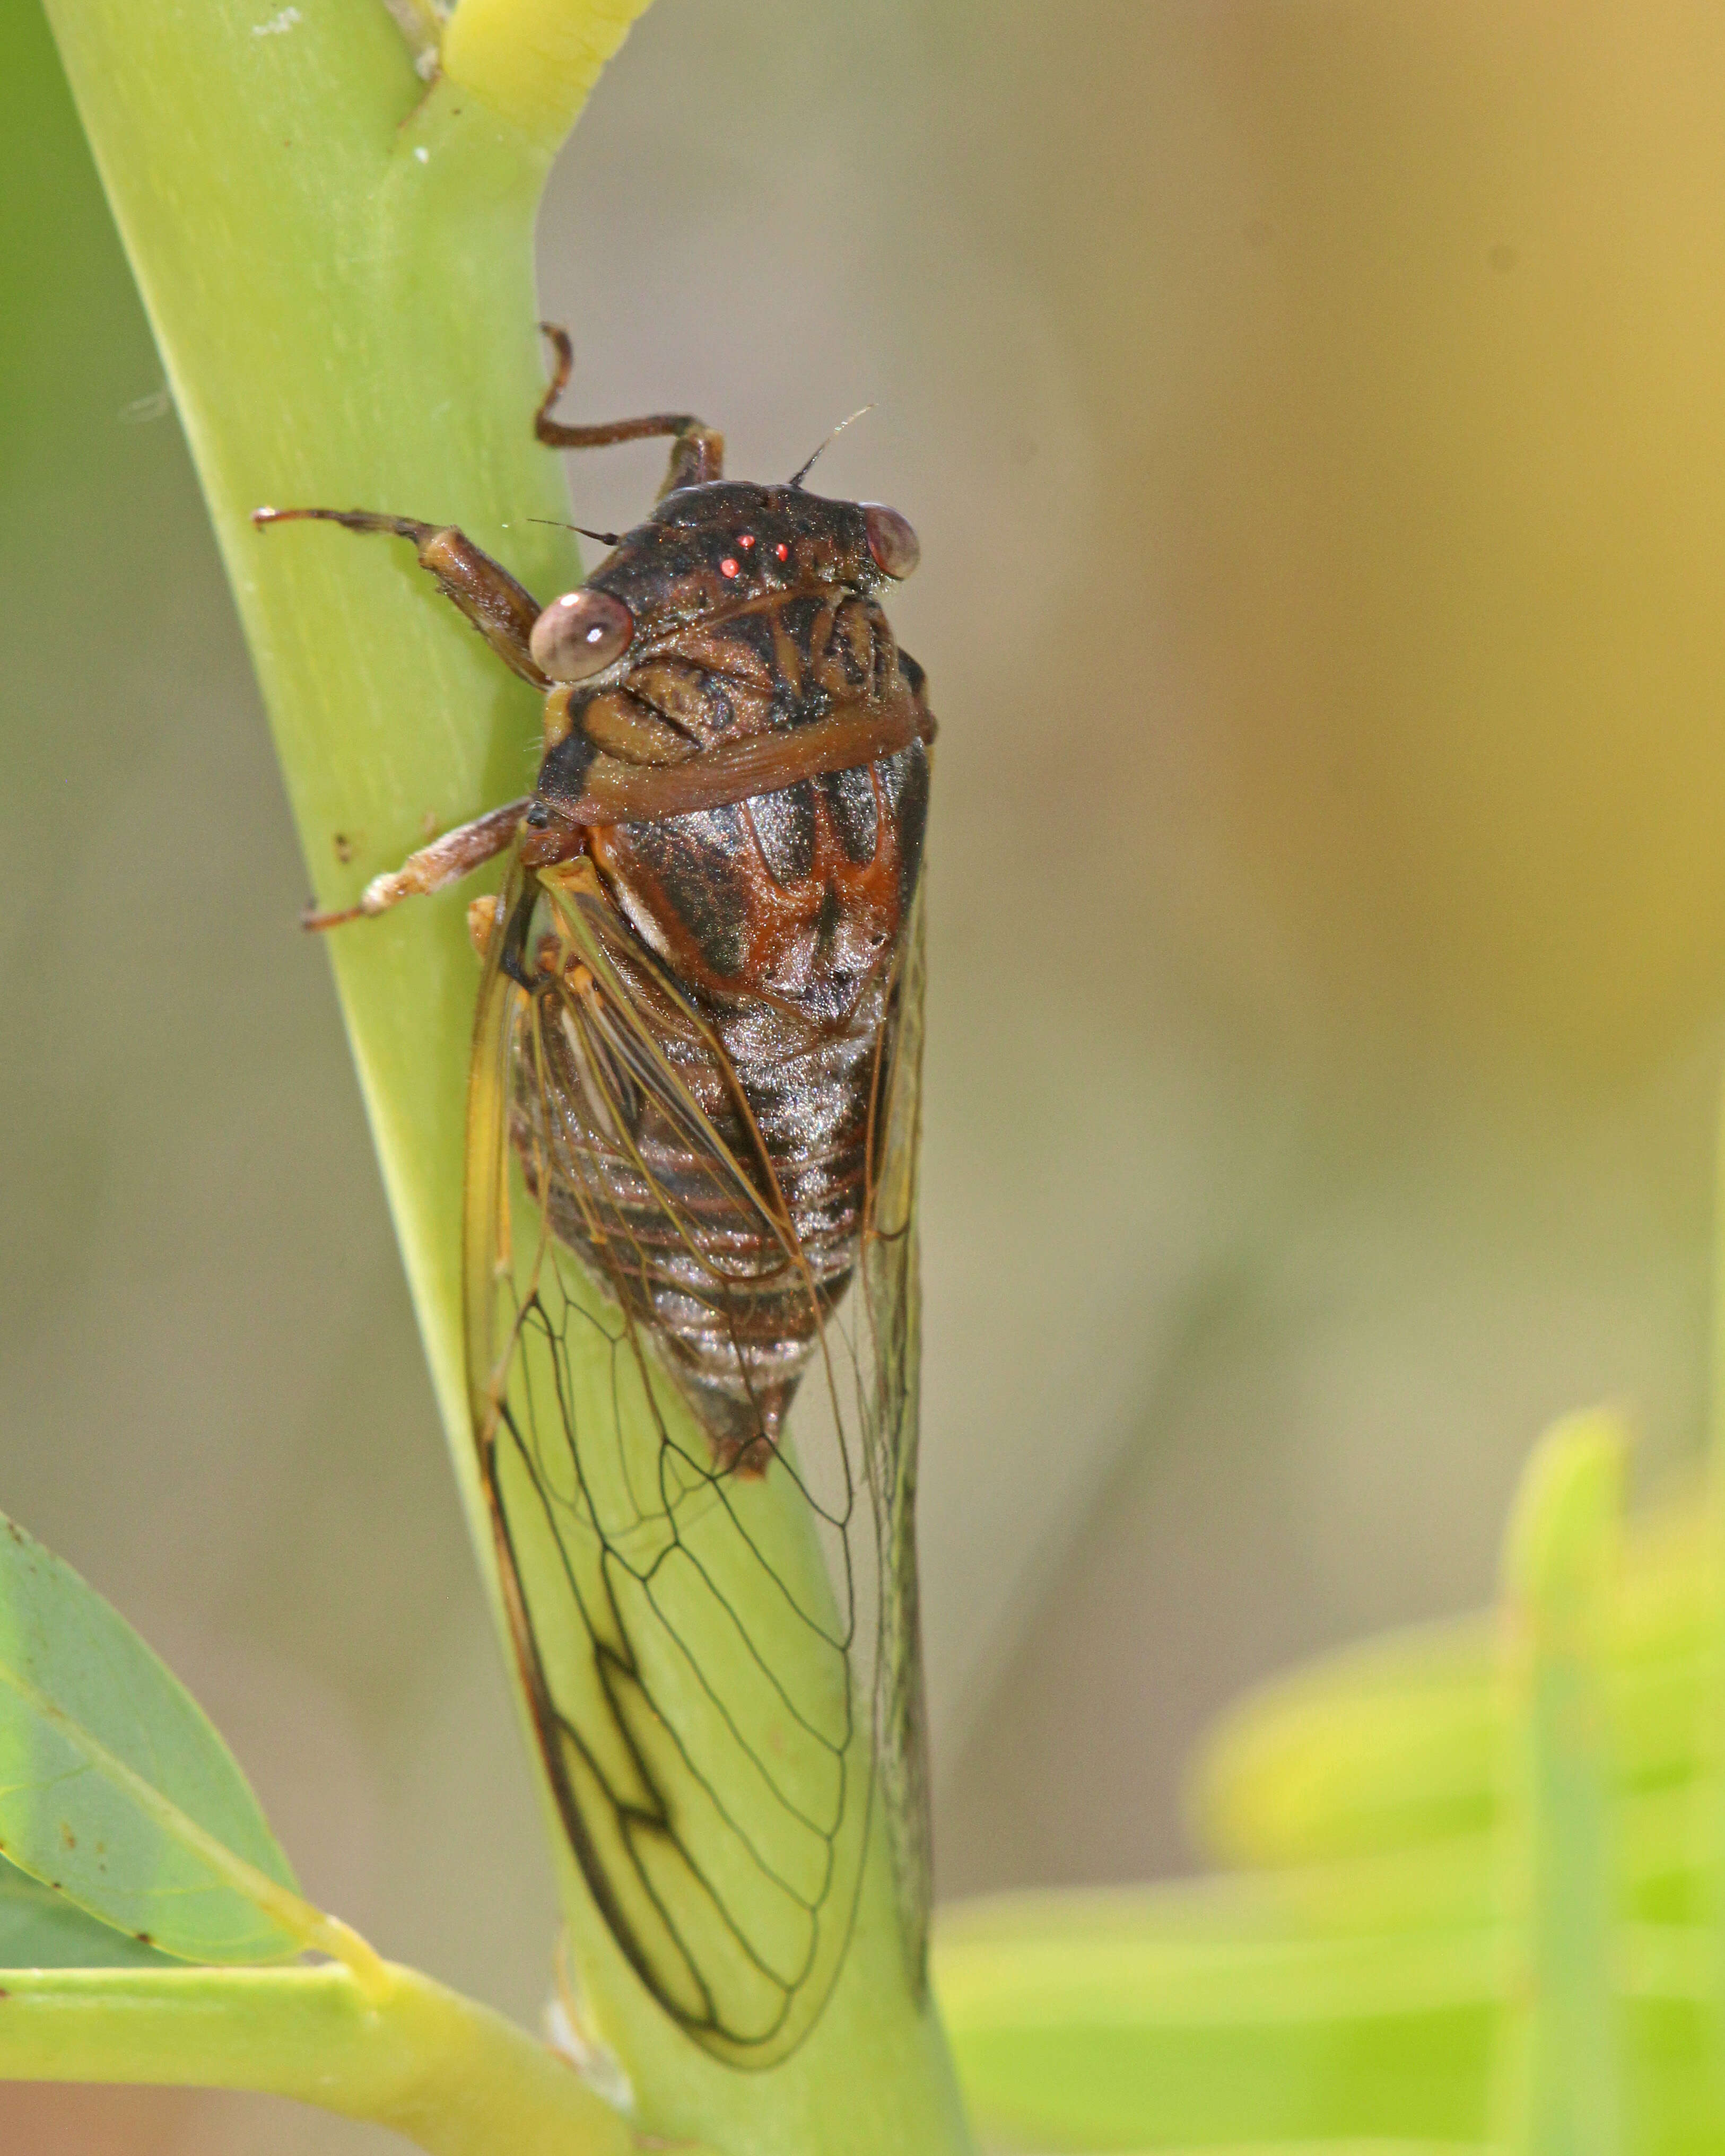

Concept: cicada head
[[529, 481, 919, 687]]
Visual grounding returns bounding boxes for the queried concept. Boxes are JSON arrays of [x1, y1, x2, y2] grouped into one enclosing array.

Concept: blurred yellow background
[[8, 2, 1725, 2148]]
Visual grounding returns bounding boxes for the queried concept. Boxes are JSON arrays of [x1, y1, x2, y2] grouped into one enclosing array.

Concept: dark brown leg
[[302, 796, 532, 931], [252, 507, 550, 688], [534, 324, 725, 498]]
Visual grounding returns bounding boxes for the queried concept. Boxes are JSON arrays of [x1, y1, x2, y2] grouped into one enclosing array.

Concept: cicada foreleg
[[252, 505, 551, 689], [535, 324, 725, 499], [252, 502, 563, 933], [297, 800, 533, 934]]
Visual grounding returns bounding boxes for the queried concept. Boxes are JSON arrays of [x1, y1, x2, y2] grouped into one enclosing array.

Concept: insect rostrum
[[254, 333, 934, 2068]]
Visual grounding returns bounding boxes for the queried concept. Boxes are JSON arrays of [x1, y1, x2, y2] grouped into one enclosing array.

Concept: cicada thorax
[[511, 558, 930, 1470]]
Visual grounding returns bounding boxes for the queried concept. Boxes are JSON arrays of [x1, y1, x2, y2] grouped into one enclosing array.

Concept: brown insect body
[[256, 351, 933, 2065], [516, 478, 931, 1465]]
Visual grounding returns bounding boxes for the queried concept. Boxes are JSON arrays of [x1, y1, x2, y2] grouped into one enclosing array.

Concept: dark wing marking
[[464, 859, 928, 2067]]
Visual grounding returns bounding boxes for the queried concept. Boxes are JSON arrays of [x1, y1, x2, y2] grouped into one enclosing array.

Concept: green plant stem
[[40, 4, 967, 2148], [1494, 1410, 1626, 2156], [40, 0, 585, 1502], [0, 1961, 656, 2156]]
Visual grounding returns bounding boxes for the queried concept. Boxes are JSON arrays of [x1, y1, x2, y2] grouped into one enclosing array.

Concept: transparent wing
[[858, 886, 929, 1985], [463, 857, 927, 2067]]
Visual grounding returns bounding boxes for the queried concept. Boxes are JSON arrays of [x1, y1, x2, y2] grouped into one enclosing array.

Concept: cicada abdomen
[[260, 340, 933, 2068]]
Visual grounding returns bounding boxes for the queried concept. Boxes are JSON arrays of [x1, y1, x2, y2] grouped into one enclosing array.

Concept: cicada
[[255, 330, 933, 2067]]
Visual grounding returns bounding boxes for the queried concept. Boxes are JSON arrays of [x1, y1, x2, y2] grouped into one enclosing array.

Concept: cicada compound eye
[[862, 504, 920, 579], [530, 586, 635, 682]]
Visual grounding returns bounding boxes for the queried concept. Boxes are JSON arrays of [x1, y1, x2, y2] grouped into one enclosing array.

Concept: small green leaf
[[1189, 1500, 1710, 1867], [0, 1509, 302, 1962], [1495, 1411, 1627, 2156], [0, 1855, 176, 1969]]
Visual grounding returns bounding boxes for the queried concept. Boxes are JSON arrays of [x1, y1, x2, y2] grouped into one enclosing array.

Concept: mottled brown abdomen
[[513, 737, 927, 1463]]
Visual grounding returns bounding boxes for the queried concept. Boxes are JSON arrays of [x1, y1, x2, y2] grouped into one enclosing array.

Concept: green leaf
[[935, 1899, 1500, 2148], [934, 1897, 1725, 2150], [0, 1509, 302, 1963], [1494, 1411, 1627, 2156], [0, 1856, 176, 1970], [1189, 1500, 1710, 1867]]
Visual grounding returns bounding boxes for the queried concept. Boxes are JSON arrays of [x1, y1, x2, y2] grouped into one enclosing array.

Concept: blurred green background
[[9, 2, 1725, 2148]]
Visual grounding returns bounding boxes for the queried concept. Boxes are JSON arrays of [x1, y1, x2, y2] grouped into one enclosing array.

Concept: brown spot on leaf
[[59, 1823, 75, 1850], [333, 832, 354, 865], [135, 1931, 154, 1946]]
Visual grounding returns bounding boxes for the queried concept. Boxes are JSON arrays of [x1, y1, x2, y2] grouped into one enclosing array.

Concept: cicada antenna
[[527, 516, 622, 546], [787, 405, 874, 490]]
